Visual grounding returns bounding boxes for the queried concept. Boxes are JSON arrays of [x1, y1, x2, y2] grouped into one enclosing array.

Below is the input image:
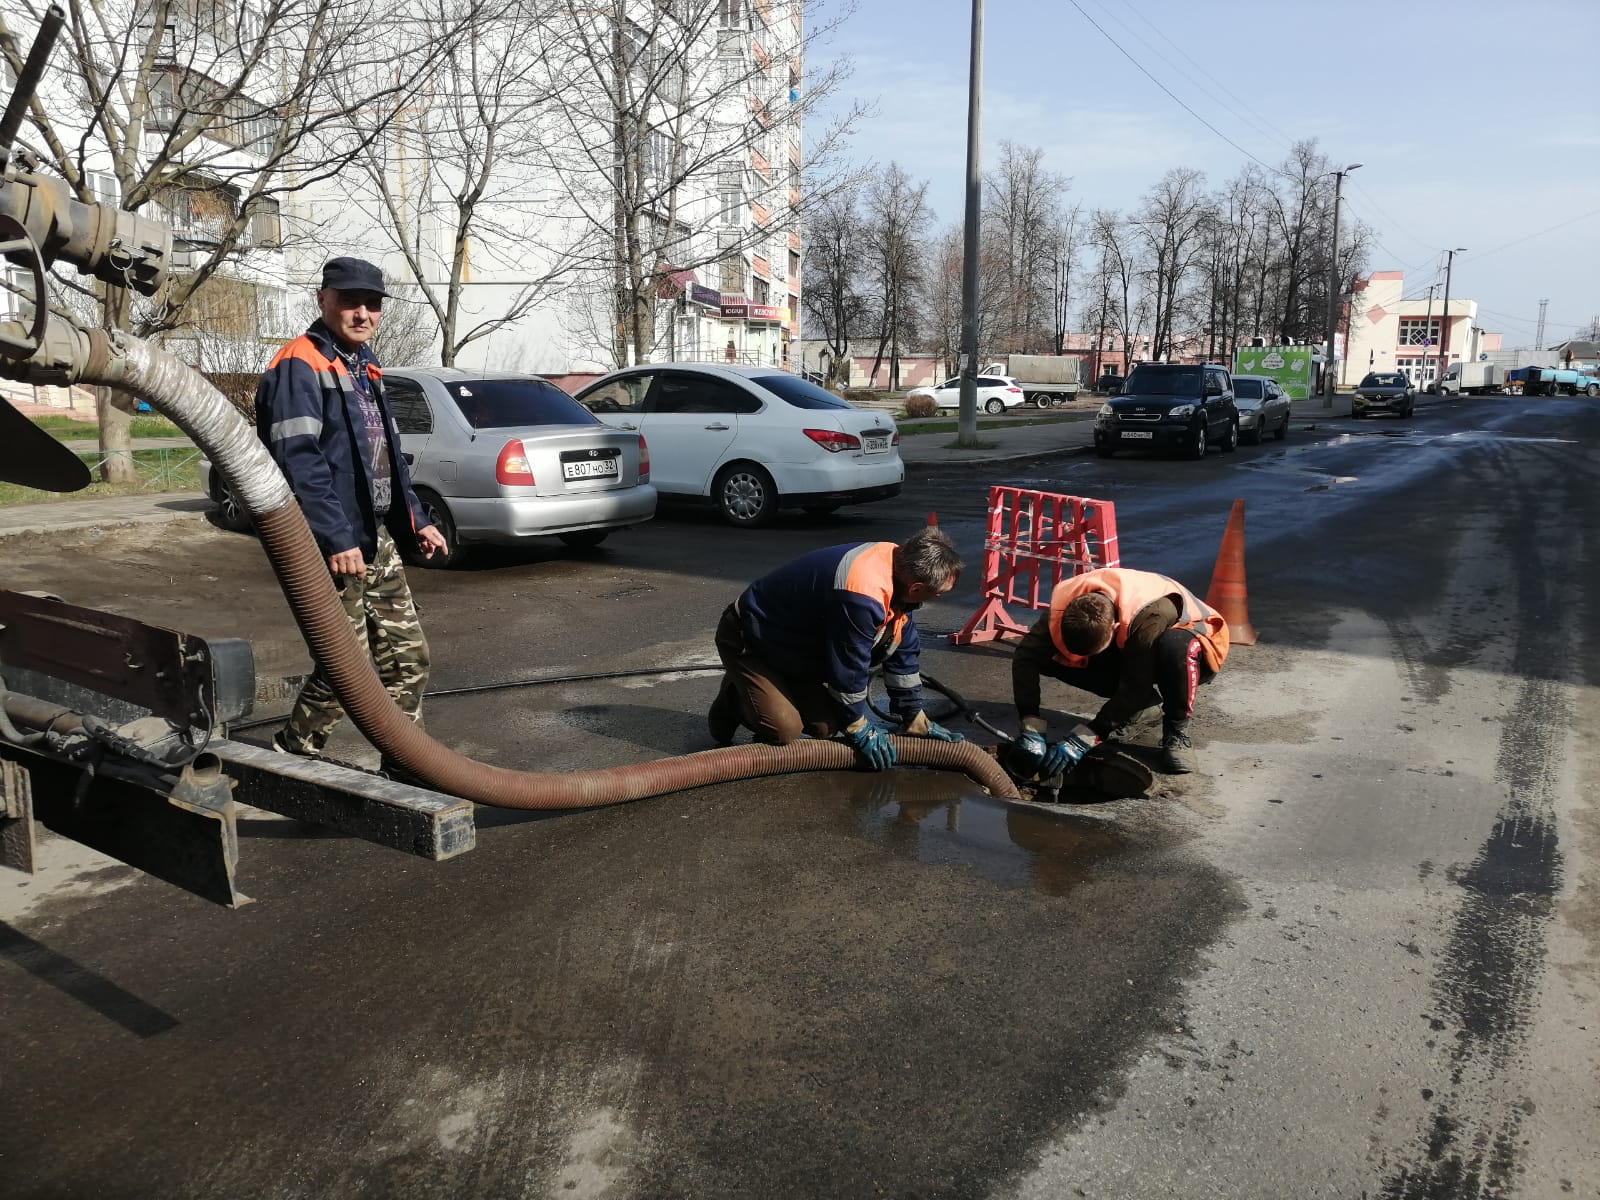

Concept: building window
[[719, 0, 747, 30], [86, 170, 118, 207], [248, 196, 281, 248], [1397, 317, 1441, 346], [256, 286, 299, 340], [3, 263, 36, 323], [718, 169, 743, 226], [752, 277, 770, 304], [787, 248, 800, 279]]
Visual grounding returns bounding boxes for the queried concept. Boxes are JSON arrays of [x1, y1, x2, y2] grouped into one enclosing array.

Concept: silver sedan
[[202, 369, 656, 568], [1230, 374, 1292, 443]]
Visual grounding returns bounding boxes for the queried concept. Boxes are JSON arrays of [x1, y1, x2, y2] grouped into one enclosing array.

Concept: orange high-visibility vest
[[1047, 567, 1229, 672]]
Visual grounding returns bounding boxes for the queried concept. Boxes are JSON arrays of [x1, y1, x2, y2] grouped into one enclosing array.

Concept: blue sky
[[809, 0, 1600, 347]]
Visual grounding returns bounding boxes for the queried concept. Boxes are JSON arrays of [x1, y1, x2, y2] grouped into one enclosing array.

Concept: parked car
[[1094, 373, 1125, 393], [1351, 372, 1415, 419], [1230, 374, 1292, 443], [1093, 363, 1238, 459], [575, 364, 902, 527], [905, 374, 1027, 414], [200, 368, 657, 567]]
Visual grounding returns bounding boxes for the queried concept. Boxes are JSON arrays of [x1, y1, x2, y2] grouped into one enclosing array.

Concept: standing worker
[[708, 528, 966, 769], [1009, 567, 1229, 776], [256, 257, 448, 761]]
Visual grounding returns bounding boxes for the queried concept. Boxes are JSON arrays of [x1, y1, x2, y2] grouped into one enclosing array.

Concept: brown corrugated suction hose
[[87, 331, 1020, 807]]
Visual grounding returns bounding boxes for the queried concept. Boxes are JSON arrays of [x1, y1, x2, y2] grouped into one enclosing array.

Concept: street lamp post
[[1322, 162, 1361, 407], [956, 0, 984, 447], [1439, 247, 1466, 386]]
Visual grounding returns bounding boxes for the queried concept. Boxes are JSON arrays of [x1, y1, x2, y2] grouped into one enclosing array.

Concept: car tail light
[[495, 439, 535, 485], [638, 434, 650, 481], [891, 431, 901, 445], [804, 428, 862, 453], [1006, 386, 1022, 393]]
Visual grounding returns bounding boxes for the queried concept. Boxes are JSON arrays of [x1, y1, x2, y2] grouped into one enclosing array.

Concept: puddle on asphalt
[[851, 779, 1173, 897]]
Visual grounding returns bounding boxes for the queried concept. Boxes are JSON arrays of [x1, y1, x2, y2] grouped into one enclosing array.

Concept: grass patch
[[30, 414, 184, 440], [0, 448, 202, 507], [896, 414, 1084, 436]]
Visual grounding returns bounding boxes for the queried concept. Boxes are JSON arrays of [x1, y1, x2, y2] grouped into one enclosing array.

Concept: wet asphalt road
[[2, 395, 1598, 1198]]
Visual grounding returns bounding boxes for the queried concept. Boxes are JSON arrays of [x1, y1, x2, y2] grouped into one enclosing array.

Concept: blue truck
[[1505, 366, 1600, 397]]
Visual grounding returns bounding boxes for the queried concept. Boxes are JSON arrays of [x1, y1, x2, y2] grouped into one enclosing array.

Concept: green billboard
[[1232, 345, 1315, 400]]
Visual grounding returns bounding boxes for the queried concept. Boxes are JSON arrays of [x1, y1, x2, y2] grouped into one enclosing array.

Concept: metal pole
[[1422, 283, 1435, 387], [1322, 163, 1360, 407], [1439, 248, 1463, 385], [956, 0, 984, 447]]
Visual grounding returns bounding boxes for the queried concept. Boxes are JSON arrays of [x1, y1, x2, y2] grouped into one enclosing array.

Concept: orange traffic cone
[[1206, 499, 1257, 646]]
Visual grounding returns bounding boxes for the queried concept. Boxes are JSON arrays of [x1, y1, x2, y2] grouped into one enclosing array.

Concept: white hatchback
[[575, 364, 903, 527], [907, 374, 1027, 414]]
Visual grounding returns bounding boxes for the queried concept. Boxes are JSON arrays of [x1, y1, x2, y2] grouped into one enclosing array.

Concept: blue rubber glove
[[901, 709, 966, 743], [1038, 726, 1096, 778], [1011, 730, 1050, 775], [841, 718, 897, 771]]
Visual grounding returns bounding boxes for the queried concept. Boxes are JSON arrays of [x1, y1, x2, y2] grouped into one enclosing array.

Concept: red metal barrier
[[950, 486, 1119, 645]]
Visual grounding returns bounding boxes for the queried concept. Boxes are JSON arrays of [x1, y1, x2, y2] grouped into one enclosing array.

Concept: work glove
[[1008, 723, 1098, 780], [840, 717, 897, 771], [900, 709, 965, 743]]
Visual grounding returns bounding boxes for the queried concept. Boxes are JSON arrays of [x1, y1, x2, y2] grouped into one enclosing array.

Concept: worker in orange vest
[[1009, 567, 1229, 776]]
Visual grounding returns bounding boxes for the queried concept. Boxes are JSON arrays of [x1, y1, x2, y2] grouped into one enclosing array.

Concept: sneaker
[[707, 681, 740, 746], [1156, 719, 1197, 774]]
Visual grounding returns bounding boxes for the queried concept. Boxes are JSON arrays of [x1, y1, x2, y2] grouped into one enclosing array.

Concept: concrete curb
[[902, 442, 1098, 474]]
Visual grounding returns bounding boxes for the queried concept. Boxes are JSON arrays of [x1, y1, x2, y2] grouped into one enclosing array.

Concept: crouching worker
[[1010, 567, 1229, 776], [708, 528, 965, 769]]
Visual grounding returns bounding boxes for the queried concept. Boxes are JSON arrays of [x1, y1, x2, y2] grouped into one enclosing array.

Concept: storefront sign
[[689, 283, 721, 308], [719, 299, 789, 322]]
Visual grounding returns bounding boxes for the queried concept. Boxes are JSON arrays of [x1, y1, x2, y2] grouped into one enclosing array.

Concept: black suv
[[1094, 363, 1238, 459]]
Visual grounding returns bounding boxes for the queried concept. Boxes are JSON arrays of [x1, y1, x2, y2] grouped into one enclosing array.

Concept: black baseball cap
[[320, 257, 389, 296]]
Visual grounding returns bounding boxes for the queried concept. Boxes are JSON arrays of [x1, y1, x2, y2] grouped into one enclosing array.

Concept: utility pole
[[1534, 298, 1548, 349], [956, 0, 984, 447], [1439, 246, 1465, 383], [1322, 162, 1361, 407], [1421, 283, 1435, 386]]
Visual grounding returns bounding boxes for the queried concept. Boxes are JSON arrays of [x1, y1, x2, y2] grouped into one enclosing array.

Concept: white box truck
[[997, 355, 1082, 407], [1438, 362, 1503, 396]]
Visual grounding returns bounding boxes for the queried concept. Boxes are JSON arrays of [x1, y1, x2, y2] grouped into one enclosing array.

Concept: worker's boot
[[707, 680, 741, 746], [1156, 717, 1197, 774]]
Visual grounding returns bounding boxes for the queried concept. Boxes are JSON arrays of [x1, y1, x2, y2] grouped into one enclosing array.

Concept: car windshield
[[1123, 365, 1201, 396], [1362, 374, 1407, 388], [750, 373, 853, 410], [445, 379, 601, 429], [1233, 379, 1264, 400]]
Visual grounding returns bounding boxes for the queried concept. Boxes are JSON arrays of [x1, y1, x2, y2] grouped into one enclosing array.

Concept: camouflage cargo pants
[[277, 528, 430, 754]]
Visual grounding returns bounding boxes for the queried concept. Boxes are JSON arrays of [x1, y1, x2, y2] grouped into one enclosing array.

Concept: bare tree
[[860, 161, 929, 389], [530, 0, 866, 368], [0, 0, 461, 479], [983, 140, 1069, 353], [800, 189, 865, 386], [1090, 208, 1144, 368], [1130, 167, 1208, 362], [353, 0, 585, 366], [1048, 203, 1082, 354]]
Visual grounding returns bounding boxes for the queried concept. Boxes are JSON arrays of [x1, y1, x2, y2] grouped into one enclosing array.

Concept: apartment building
[[292, 0, 805, 373]]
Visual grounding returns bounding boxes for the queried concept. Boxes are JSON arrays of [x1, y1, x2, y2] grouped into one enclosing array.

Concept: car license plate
[[562, 457, 618, 480], [863, 435, 889, 454], [1121, 430, 1154, 439]]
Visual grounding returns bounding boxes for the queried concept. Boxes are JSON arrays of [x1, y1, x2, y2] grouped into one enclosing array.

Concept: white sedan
[[575, 364, 903, 528], [907, 374, 1027, 414]]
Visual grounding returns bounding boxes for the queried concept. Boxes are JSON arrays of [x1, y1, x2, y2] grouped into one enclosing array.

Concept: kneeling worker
[[708, 528, 966, 769], [1011, 567, 1229, 776]]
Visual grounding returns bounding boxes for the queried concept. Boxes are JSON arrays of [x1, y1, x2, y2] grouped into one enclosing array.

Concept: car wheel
[[1274, 413, 1289, 440], [212, 476, 251, 533], [1588, 384, 1599, 397], [1186, 422, 1207, 460], [1220, 419, 1238, 453], [715, 462, 777, 528], [1029, 394, 1048, 408], [411, 488, 464, 569], [984, 397, 1005, 414], [557, 530, 610, 550]]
